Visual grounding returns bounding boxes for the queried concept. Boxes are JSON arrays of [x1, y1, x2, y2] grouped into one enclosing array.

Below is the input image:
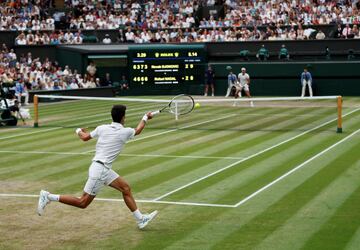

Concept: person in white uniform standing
[[237, 67, 254, 107], [37, 105, 158, 229]]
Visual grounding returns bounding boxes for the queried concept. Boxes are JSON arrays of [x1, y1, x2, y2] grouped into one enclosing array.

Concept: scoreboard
[[128, 45, 206, 90]]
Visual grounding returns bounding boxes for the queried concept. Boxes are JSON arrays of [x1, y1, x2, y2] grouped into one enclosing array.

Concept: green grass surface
[[0, 96, 359, 250]]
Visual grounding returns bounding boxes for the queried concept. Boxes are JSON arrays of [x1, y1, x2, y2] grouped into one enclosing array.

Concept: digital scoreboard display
[[128, 45, 206, 89]]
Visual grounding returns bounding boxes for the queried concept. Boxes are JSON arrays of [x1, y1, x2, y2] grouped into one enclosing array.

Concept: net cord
[[33, 95, 342, 132], [35, 95, 340, 103]]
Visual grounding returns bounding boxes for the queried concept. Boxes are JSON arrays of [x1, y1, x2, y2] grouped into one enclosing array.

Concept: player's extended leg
[[109, 176, 158, 229], [109, 176, 137, 211], [59, 193, 95, 209], [37, 190, 95, 216]]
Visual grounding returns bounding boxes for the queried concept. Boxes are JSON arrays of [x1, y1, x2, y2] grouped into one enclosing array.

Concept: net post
[[337, 96, 342, 133], [33, 95, 39, 128], [175, 101, 179, 120]]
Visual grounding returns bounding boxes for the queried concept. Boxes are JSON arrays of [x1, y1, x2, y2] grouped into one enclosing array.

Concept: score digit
[[188, 52, 198, 57], [136, 52, 147, 58]]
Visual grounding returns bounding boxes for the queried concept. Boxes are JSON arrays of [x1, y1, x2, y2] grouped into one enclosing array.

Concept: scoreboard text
[[128, 45, 206, 87]]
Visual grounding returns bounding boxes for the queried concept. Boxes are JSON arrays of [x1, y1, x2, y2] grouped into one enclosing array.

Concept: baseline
[[0, 193, 235, 208]]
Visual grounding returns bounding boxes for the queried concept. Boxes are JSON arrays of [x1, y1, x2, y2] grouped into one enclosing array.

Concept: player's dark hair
[[111, 105, 126, 123]]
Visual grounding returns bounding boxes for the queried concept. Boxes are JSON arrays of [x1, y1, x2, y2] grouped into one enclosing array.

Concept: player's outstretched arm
[[76, 128, 92, 141], [135, 112, 153, 136]]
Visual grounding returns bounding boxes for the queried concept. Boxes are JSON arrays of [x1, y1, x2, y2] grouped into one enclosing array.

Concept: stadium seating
[[0, 0, 359, 45]]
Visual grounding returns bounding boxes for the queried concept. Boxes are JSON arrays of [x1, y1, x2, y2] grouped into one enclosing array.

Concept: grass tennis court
[[1, 96, 360, 250]]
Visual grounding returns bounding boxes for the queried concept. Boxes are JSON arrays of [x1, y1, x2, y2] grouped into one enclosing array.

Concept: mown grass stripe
[[345, 225, 360, 250], [162, 135, 360, 250], [165, 112, 360, 204], [163, 127, 336, 203], [153, 107, 360, 201], [127, 109, 336, 197], [254, 158, 360, 250], [211, 137, 360, 250], [102, 109, 307, 179], [300, 163, 360, 249]]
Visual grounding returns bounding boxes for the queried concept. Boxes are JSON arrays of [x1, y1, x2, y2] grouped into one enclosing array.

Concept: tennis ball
[[195, 103, 200, 108]]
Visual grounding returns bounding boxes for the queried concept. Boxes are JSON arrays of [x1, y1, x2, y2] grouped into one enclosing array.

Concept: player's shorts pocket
[[89, 162, 108, 180]]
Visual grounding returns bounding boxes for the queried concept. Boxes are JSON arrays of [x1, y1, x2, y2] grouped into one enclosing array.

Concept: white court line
[[234, 127, 360, 207], [0, 127, 60, 141], [84, 114, 236, 153], [153, 107, 360, 201], [0, 150, 244, 160], [0, 193, 234, 208]]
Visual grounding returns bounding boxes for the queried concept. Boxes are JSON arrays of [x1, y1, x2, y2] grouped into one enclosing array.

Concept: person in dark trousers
[[204, 65, 215, 96]]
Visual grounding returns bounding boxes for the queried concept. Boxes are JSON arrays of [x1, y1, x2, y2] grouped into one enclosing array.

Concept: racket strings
[[169, 96, 194, 115]]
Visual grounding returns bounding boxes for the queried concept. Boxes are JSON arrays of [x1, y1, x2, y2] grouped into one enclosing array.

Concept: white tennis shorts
[[235, 83, 249, 92], [241, 83, 250, 91], [83, 161, 119, 196]]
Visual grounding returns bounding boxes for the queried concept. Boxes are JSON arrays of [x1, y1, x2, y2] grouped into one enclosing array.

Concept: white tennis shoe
[[37, 190, 50, 216], [138, 210, 158, 229]]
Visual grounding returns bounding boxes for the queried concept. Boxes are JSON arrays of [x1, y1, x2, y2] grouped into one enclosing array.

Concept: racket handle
[[150, 110, 161, 116]]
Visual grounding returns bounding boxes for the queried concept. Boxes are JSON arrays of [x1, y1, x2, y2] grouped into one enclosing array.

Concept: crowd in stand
[[0, 44, 123, 101], [1, 0, 360, 45], [15, 30, 84, 45]]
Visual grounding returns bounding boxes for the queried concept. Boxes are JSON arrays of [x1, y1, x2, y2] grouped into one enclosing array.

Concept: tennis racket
[[151, 94, 194, 116]]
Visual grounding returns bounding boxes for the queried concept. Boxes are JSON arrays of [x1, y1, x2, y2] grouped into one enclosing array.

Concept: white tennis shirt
[[238, 73, 250, 85], [90, 122, 135, 168]]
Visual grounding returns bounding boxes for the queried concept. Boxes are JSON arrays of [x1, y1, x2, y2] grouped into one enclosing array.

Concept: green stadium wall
[[211, 61, 360, 96]]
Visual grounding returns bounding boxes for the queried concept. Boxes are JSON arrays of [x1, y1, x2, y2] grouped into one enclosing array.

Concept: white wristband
[[76, 128, 82, 135], [142, 114, 148, 123]]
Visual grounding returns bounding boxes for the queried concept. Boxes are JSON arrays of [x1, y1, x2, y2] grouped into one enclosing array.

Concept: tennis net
[[33, 95, 344, 133]]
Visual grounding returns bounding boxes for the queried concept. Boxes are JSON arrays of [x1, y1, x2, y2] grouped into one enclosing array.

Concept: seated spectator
[[342, 24, 354, 39], [316, 30, 326, 40], [125, 27, 135, 43], [304, 27, 316, 39], [279, 44, 290, 60], [69, 79, 79, 89], [256, 45, 269, 61], [83, 76, 97, 88], [352, 25, 359, 38], [334, 24, 344, 39], [52, 81, 62, 90], [102, 34, 112, 44], [120, 75, 129, 90], [101, 73, 113, 87], [15, 33, 27, 45], [15, 79, 29, 105], [86, 62, 97, 78]]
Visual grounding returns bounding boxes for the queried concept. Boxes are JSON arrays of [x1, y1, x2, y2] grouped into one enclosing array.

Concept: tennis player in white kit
[[37, 105, 158, 229], [237, 67, 251, 98], [237, 67, 254, 107]]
